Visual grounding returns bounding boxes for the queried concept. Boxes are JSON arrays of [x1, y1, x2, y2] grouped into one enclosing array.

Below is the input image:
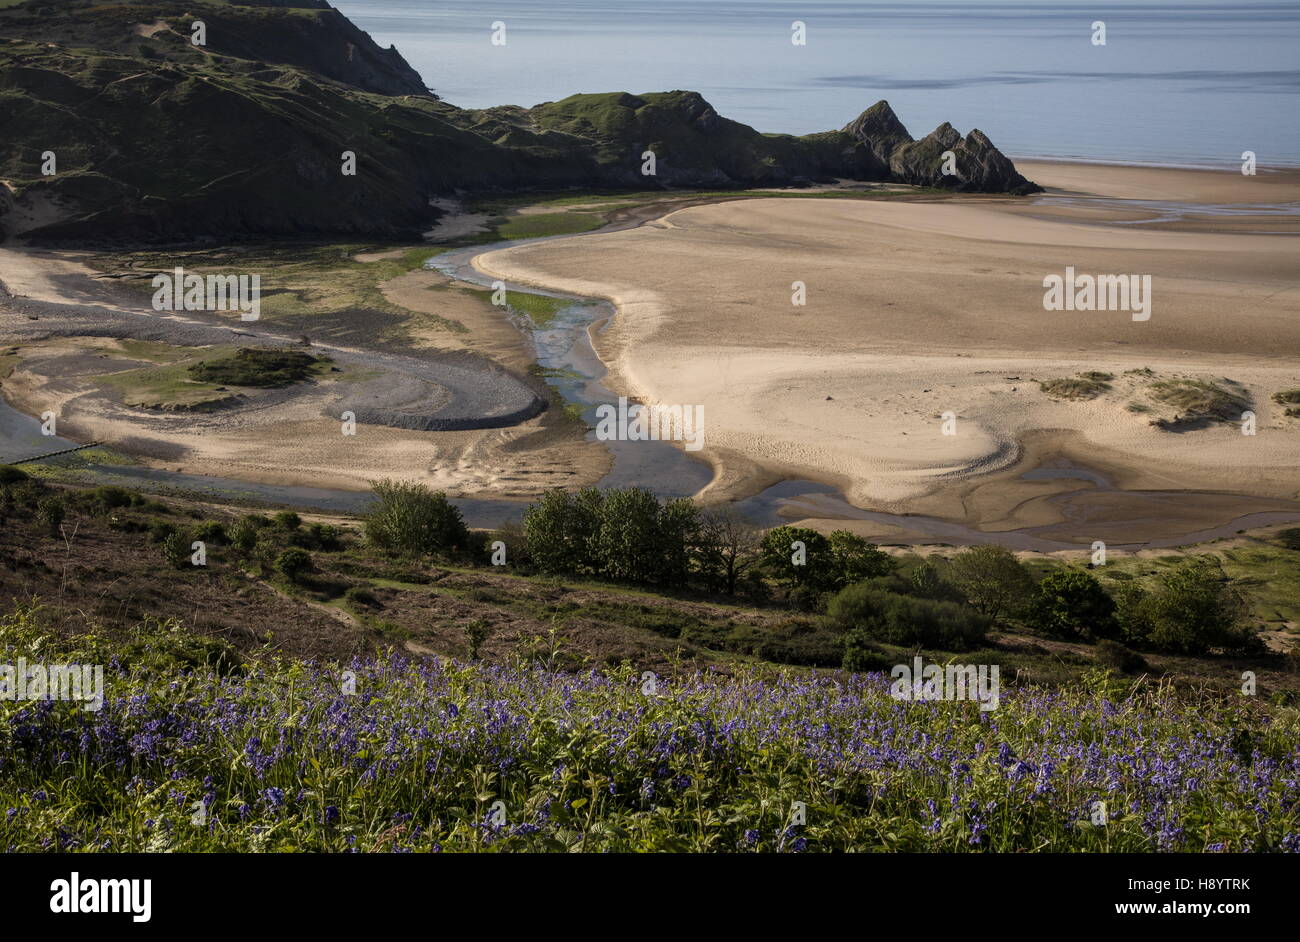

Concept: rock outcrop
[[843, 101, 1041, 194]]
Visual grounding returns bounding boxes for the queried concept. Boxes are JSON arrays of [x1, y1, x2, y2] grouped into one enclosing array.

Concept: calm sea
[[332, 0, 1300, 167]]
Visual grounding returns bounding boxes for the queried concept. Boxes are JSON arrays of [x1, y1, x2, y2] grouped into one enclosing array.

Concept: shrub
[[462, 619, 493, 660], [1277, 528, 1300, 552], [36, 496, 65, 535], [147, 519, 176, 543], [1031, 569, 1118, 641], [522, 487, 698, 587], [828, 530, 894, 586], [161, 529, 194, 569], [229, 517, 259, 553], [364, 480, 468, 556], [193, 520, 227, 545], [827, 584, 990, 650], [522, 488, 604, 575], [0, 465, 29, 485], [841, 631, 895, 672], [949, 546, 1035, 622], [344, 586, 378, 608], [89, 485, 135, 511], [273, 510, 301, 530], [188, 347, 323, 388], [760, 526, 830, 589], [1118, 561, 1261, 655], [1095, 639, 1148, 674], [592, 488, 685, 585], [488, 520, 529, 569], [1148, 378, 1248, 426], [275, 547, 313, 583], [1039, 374, 1111, 400]]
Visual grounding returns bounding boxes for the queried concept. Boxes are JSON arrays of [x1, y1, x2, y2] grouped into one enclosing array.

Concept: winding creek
[[3, 217, 1298, 550]]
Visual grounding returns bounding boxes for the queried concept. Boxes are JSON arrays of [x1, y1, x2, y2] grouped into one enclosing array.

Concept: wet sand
[[476, 161, 1300, 538]]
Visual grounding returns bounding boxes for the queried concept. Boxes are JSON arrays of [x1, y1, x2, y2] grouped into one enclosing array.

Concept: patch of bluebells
[[0, 655, 1296, 852]]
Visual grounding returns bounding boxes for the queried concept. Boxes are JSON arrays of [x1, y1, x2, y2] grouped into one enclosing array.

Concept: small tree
[[522, 488, 604, 575], [949, 545, 1035, 622], [1031, 569, 1118, 640], [591, 487, 661, 582], [760, 525, 831, 589], [462, 619, 493, 660], [827, 582, 990, 650], [828, 530, 894, 587], [697, 507, 762, 596], [364, 480, 468, 556], [1143, 561, 1256, 655]]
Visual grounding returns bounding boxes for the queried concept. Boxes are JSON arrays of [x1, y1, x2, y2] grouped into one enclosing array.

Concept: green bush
[[462, 619, 493, 660], [1117, 561, 1261, 655], [275, 547, 313, 583], [343, 586, 378, 608], [193, 520, 227, 545], [760, 526, 831, 589], [162, 529, 194, 570], [36, 496, 65, 535], [89, 485, 135, 511], [827, 583, 990, 650], [364, 480, 469, 556], [229, 517, 259, 553], [522, 487, 698, 587], [188, 347, 323, 388], [522, 488, 604, 575], [1031, 569, 1118, 640], [842, 631, 895, 672], [147, 519, 176, 543], [0, 465, 29, 485], [1277, 528, 1300, 551], [273, 510, 301, 530], [950, 546, 1035, 622], [1095, 639, 1148, 674]]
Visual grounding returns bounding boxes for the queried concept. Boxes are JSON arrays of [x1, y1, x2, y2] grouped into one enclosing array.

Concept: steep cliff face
[[0, 1, 1039, 244]]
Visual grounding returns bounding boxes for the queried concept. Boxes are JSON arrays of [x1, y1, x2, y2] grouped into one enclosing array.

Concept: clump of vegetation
[[2, 604, 1294, 852], [949, 546, 1034, 622], [36, 496, 65, 536], [1115, 560, 1262, 656], [0, 464, 29, 486], [161, 529, 195, 570], [343, 586, 379, 609], [1147, 378, 1249, 426], [1030, 568, 1118, 641], [188, 348, 326, 388], [1038, 372, 1112, 400], [1094, 639, 1148, 674], [462, 619, 493, 660], [364, 480, 469, 557], [1277, 528, 1300, 551], [829, 583, 990, 651], [1272, 388, 1300, 417], [275, 547, 313, 584]]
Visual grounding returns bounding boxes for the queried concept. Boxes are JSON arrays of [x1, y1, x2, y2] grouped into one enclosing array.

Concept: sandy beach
[[476, 161, 1300, 537]]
